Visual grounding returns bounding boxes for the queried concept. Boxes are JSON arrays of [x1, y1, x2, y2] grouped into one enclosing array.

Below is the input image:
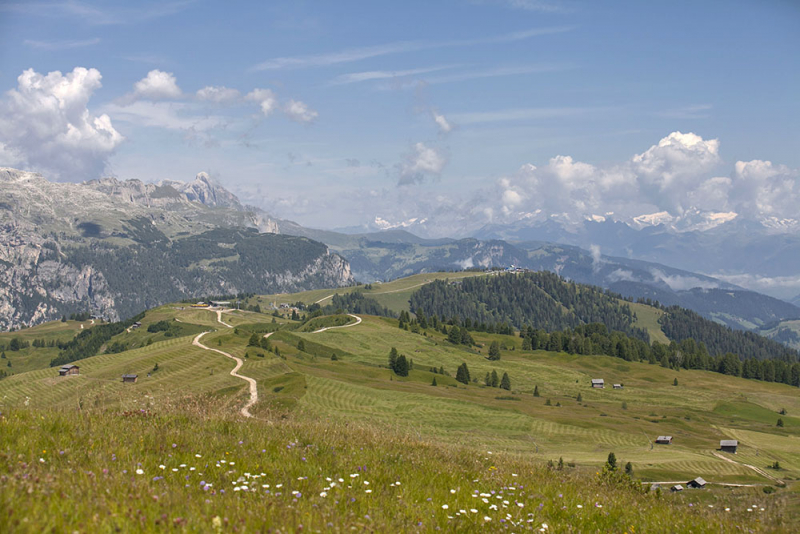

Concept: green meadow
[[1, 272, 799, 531]]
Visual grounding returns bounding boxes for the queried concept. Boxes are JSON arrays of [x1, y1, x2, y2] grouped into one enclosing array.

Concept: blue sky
[[0, 0, 798, 232]]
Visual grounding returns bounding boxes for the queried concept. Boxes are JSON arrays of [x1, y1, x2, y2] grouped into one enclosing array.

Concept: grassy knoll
[[0, 319, 95, 375], [0, 405, 784, 533]]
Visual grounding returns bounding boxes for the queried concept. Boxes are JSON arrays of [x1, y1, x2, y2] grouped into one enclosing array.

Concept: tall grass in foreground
[[0, 400, 785, 533]]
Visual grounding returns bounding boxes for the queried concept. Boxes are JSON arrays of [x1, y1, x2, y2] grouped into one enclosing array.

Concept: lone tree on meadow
[[673, 378, 679, 386], [432, 377, 437, 386], [247, 333, 261, 347], [625, 462, 634, 476], [500, 372, 511, 390], [488, 341, 501, 361], [777, 418, 784, 427], [297, 339, 306, 352], [533, 385, 540, 397], [576, 392, 582, 402], [455, 362, 471, 385]]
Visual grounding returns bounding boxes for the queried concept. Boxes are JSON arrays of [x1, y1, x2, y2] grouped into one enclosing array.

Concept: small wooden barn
[[59, 364, 79, 376], [670, 484, 684, 492], [655, 436, 673, 445], [613, 383, 623, 389], [591, 379, 604, 389], [720, 440, 738, 453], [122, 374, 138, 383], [687, 477, 707, 489]]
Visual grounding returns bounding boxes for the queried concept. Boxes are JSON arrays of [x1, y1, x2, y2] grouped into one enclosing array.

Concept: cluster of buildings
[[590, 378, 623, 389]]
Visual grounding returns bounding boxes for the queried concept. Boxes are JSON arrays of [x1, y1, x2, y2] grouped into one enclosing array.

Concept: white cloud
[[329, 65, 457, 85], [103, 101, 223, 131], [730, 159, 799, 219], [284, 99, 318, 123], [398, 142, 447, 185], [131, 69, 182, 101], [245, 89, 277, 116], [631, 131, 721, 214], [433, 112, 452, 133], [0, 67, 123, 179], [24, 38, 101, 50], [450, 106, 597, 124], [196, 86, 240, 103], [650, 269, 718, 291], [251, 26, 575, 70]]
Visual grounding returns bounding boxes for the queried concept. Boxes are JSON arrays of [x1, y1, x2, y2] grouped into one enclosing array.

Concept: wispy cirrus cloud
[[250, 26, 576, 71], [1, 0, 195, 25], [449, 106, 604, 124], [654, 104, 713, 120], [422, 63, 575, 85], [23, 37, 101, 50], [329, 65, 459, 85]]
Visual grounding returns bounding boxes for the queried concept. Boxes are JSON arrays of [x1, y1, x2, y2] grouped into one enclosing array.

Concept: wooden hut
[[613, 383, 623, 389], [591, 379, 604, 389], [670, 484, 684, 492], [122, 374, 138, 383], [687, 477, 707, 489], [720, 440, 738, 453], [655, 436, 673, 445], [59, 364, 79, 376]]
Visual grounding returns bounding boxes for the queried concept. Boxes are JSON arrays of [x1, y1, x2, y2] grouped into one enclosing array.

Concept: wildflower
[[195, 454, 202, 458], [320, 492, 327, 497], [172, 444, 177, 448], [136, 468, 144, 475], [450, 489, 456, 494], [484, 516, 492, 522], [577, 504, 583, 509], [470, 508, 478, 513], [159, 465, 166, 470], [442, 504, 449, 510], [39, 458, 45, 463], [365, 489, 372, 494]]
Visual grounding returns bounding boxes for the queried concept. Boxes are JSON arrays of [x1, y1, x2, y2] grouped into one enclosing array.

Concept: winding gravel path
[[310, 314, 362, 333], [193, 331, 257, 418]]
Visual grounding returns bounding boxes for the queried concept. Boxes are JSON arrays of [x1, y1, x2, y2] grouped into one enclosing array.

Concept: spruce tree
[[455, 363, 471, 385], [533, 385, 540, 397], [395, 355, 409, 377], [625, 462, 633, 476], [0, 351, 5, 359], [673, 378, 679, 386], [490, 369, 499, 388], [488, 341, 501, 361], [432, 377, 437, 386], [439, 365, 445, 375], [576, 392, 582, 402], [500, 372, 511, 390], [544, 398, 551, 406], [607, 452, 617, 470], [297, 339, 305, 352], [247, 333, 260, 347], [389, 347, 399, 370], [448, 325, 461, 344], [485, 372, 491, 386], [777, 418, 784, 427]]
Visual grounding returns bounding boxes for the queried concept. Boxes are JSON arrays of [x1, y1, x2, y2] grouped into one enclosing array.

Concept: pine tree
[[673, 378, 678, 386], [557, 457, 564, 470], [607, 452, 617, 470], [439, 366, 445, 375], [331, 353, 338, 361], [389, 347, 399, 370], [0, 351, 5, 359], [488, 341, 501, 361], [432, 377, 437, 386], [544, 398, 551, 406], [395, 355, 409, 377], [490, 370, 499, 388], [485, 372, 491, 386], [261, 337, 271, 350], [777, 418, 784, 427], [297, 339, 305, 352], [500, 372, 511, 390], [455, 362, 471, 385], [247, 333, 260, 347], [625, 462, 633, 476], [448, 325, 462, 344], [576, 392, 582, 402], [533, 385, 540, 397]]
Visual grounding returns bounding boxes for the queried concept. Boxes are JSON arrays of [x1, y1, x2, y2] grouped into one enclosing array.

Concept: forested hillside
[[410, 272, 649, 341]]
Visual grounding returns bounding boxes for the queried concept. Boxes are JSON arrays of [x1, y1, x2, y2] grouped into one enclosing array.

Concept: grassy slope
[[2, 276, 799, 530], [0, 320, 93, 374], [628, 301, 670, 344]]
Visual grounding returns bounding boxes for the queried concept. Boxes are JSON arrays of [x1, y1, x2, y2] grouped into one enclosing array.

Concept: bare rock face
[[0, 167, 350, 330]]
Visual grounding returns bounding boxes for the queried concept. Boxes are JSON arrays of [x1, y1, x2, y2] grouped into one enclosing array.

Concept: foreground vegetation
[[0, 405, 786, 533]]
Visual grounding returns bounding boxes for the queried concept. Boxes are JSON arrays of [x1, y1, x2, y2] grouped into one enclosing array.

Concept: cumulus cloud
[[284, 99, 318, 123], [398, 142, 447, 185], [432, 111, 452, 133], [477, 130, 800, 226], [0, 67, 123, 179], [131, 69, 182, 100], [245, 88, 277, 116], [631, 131, 721, 214], [196, 85, 240, 103]]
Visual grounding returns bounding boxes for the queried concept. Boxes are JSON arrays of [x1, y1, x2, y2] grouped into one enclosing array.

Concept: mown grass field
[[2, 274, 800, 531]]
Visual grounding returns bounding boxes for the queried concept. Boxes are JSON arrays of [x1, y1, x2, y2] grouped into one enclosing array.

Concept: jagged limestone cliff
[[0, 168, 350, 329]]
